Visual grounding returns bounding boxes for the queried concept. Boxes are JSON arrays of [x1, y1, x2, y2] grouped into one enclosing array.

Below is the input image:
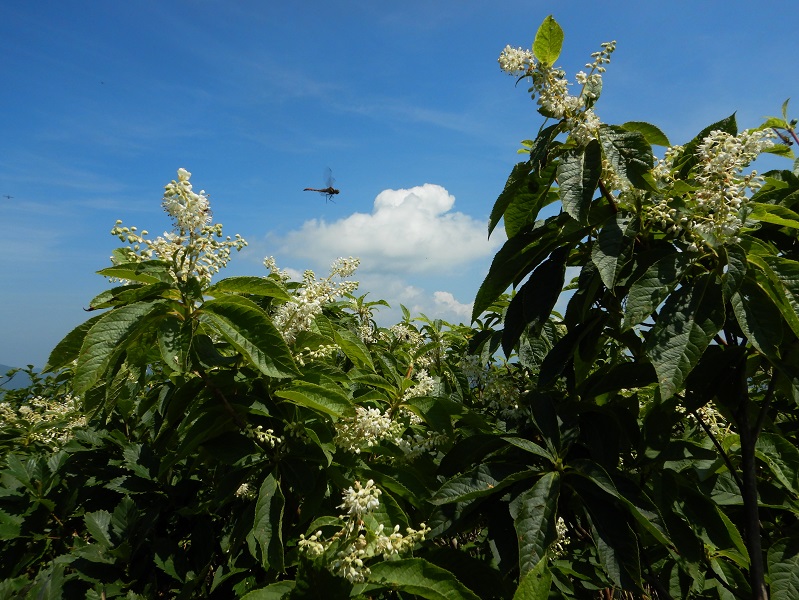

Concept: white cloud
[[432, 291, 473, 320], [274, 183, 501, 275], [255, 183, 502, 326]]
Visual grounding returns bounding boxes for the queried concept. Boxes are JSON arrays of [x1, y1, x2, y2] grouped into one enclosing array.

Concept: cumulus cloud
[[274, 183, 501, 275], [255, 183, 502, 326]]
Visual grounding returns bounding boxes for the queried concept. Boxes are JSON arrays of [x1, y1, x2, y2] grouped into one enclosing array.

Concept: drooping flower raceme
[[109, 169, 247, 284]]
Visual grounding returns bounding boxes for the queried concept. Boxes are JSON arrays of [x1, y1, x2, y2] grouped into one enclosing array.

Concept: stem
[[690, 408, 743, 490], [597, 179, 618, 213], [733, 362, 768, 600]]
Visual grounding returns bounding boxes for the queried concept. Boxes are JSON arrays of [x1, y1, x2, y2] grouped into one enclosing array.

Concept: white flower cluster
[[499, 39, 615, 129], [269, 257, 360, 344], [109, 169, 247, 284], [294, 344, 339, 367], [334, 406, 404, 454], [0, 395, 85, 447], [235, 482, 258, 500], [551, 517, 571, 559], [401, 369, 435, 402], [162, 167, 212, 232], [498, 45, 535, 76], [244, 424, 282, 447], [648, 129, 775, 248], [298, 480, 430, 583]]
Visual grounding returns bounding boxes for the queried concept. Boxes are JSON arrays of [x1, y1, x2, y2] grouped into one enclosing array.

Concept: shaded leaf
[[591, 213, 639, 290], [367, 558, 481, 600], [510, 472, 560, 575], [599, 125, 654, 189], [513, 557, 551, 600], [645, 275, 725, 399], [254, 473, 285, 571], [557, 140, 602, 224]]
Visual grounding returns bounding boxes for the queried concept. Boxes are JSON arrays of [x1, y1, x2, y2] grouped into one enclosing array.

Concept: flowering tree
[[3, 15, 799, 600], [432, 14, 798, 600]]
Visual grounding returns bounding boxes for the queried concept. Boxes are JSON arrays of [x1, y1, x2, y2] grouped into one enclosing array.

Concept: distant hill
[[0, 364, 34, 391]]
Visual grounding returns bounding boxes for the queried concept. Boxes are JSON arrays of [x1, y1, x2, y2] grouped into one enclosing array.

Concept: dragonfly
[[304, 167, 340, 202]]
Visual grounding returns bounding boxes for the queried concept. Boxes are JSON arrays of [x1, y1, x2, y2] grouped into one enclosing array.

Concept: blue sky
[[1, 1, 797, 368]]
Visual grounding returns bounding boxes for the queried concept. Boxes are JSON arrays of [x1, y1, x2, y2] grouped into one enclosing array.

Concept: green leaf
[[74, 300, 167, 394], [96, 260, 174, 284], [84, 510, 113, 548], [755, 433, 799, 495], [367, 558, 481, 600], [205, 276, 291, 301], [158, 314, 193, 372], [489, 162, 532, 238], [722, 244, 747, 302], [43, 312, 104, 372], [591, 213, 639, 290], [502, 247, 567, 356], [241, 582, 295, 599], [557, 140, 602, 224], [620, 121, 671, 147], [500, 436, 555, 463], [749, 202, 799, 230], [200, 295, 299, 378], [758, 255, 799, 339], [333, 327, 375, 372], [645, 274, 725, 400], [768, 538, 799, 599], [0, 509, 23, 538], [275, 381, 351, 418], [510, 472, 560, 575], [431, 464, 531, 505], [731, 278, 783, 360], [532, 15, 564, 65], [253, 473, 285, 571], [472, 217, 565, 320], [513, 557, 551, 600], [599, 125, 654, 189], [504, 164, 558, 239], [572, 459, 673, 550]]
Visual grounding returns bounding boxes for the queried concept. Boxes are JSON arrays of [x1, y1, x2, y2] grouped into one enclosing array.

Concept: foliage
[[2, 15, 799, 600]]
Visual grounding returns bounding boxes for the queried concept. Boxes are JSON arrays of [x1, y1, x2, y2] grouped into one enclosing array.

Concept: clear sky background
[[1, 1, 797, 368]]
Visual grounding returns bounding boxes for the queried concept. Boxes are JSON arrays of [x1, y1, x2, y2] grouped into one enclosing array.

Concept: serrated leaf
[[96, 260, 173, 284], [768, 537, 799, 599], [557, 140, 602, 224], [489, 162, 533, 238], [158, 314, 193, 373], [504, 164, 558, 239], [532, 15, 563, 64], [591, 213, 639, 290], [275, 381, 351, 418], [731, 278, 783, 360], [599, 125, 654, 189], [645, 274, 725, 399], [431, 464, 530, 505], [253, 473, 285, 571], [722, 244, 747, 301], [200, 295, 299, 378], [502, 247, 567, 356], [510, 472, 560, 575], [334, 327, 375, 372], [205, 276, 291, 301], [620, 121, 671, 147], [85, 510, 113, 548], [622, 252, 690, 330], [755, 433, 799, 495], [749, 202, 799, 229], [367, 558, 481, 600], [513, 557, 551, 600], [472, 218, 565, 320], [0, 509, 23, 538], [74, 301, 167, 394], [43, 312, 105, 372]]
